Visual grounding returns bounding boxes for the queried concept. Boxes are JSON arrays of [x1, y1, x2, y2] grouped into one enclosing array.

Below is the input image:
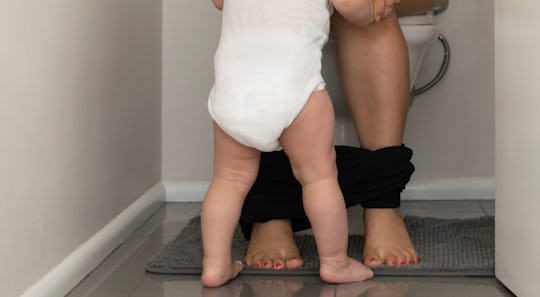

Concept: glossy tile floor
[[66, 201, 516, 297]]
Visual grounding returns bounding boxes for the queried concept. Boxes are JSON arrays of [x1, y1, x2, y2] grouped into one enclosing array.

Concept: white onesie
[[207, 0, 333, 152]]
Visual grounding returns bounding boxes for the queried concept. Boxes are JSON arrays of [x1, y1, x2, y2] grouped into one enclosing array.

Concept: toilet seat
[[398, 14, 434, 26]]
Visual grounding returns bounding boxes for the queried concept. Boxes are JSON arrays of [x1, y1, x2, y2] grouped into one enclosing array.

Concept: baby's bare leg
[[201, 123, 260, 287], [280, 90, 373, 283]]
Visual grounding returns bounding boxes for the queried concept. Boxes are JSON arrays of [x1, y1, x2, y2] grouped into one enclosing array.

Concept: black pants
[[239, 145, 415, 239]]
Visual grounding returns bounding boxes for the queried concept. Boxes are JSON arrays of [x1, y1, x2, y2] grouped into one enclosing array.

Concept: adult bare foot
[[244, 220, 304, 270], [362, 209, 418, 268]]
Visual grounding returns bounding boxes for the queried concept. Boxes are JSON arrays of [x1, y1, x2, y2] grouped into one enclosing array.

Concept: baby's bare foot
[[319, 257, 374, 283], [244, 220, 304, 270], [201, 258, 243, 288], [362, 209, 418, 268]]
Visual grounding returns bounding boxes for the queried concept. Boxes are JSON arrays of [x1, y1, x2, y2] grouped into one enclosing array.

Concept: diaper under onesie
[[208, 0, 333, 152]]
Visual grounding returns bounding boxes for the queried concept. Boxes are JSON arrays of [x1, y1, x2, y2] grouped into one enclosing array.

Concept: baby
[[202, 0, 388, 288]]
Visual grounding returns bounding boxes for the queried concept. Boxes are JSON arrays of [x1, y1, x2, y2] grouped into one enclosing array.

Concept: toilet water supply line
[[410, 33, 451, 106]]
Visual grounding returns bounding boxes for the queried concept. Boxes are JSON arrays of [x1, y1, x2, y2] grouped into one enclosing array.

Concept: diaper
[[208, 0, 332, 152]]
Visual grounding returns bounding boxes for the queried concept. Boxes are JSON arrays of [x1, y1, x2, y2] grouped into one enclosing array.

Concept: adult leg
[[332, 12, 418, 267], [200, 123, 260, 287]]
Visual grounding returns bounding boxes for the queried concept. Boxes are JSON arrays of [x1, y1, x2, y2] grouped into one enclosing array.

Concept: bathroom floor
[[66, 201, 515, 297]]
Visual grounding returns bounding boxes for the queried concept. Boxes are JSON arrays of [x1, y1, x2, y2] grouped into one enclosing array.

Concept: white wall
[[0, 1, 162, 296], [162, 1, 220, 181], [495, 0, 540, 295], [162, 1, 494, 182], [405, 1, 495, 178]]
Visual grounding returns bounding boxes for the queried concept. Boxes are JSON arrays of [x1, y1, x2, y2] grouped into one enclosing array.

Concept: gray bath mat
[[146, 216, 494, 276]]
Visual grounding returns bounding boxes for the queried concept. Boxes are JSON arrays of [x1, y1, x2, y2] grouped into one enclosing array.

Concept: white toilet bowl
[[399, 14, 439, 91], [321, 14, 441, 146]]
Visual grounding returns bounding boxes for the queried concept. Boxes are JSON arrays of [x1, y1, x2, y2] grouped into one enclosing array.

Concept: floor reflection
[[199, 278, 409, 297], [192, 275, 516, 297]]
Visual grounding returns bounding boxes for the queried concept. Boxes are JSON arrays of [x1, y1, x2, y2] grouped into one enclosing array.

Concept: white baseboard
[[21, 183, 166, 297], [164, 180, 209, 202], [165, 177, 495, 202], [402, 177, 495, 200]]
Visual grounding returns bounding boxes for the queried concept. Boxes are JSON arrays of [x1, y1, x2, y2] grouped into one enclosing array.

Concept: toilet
[[322, 12, 444, 146]]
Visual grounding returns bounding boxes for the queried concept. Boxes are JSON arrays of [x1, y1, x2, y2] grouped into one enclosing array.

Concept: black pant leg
[[239, 150, 304, 239], [337, 145, 415, 208], [239, 145, 415, 239]]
